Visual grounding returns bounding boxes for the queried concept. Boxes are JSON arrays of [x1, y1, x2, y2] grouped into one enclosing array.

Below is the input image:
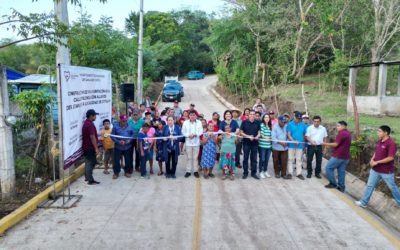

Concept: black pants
[[114, 147, 133, 174], [307, 145, 322, 175], [166, 150, 177, 176], [84, 149, 96, 182], [132, 139, 140, 170], [235, 141, 242, 166], [243, 143, 258, 176]]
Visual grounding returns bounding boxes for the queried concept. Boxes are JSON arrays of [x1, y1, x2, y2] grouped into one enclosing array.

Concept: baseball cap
[[86, 109, 99, 117], [302, 114, 309, 119], [278, 115, 287, 122], [119, 114, 128, 121], [294, 111, 302, 119]]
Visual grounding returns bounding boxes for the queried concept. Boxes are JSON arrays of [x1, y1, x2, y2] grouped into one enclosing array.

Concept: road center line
[[191, 178, 203, 250]]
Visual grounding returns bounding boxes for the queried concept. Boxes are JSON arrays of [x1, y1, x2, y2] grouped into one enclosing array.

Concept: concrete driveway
[[0, 75, 399, 250]]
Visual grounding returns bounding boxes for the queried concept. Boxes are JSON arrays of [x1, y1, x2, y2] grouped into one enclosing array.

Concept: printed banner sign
[[59, 65, 112, 169]]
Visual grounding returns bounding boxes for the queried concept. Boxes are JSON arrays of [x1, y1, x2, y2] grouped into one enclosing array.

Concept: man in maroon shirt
[[323, 121, 352, 192], [356, 125, 400, 208], [82, 109, 100, 185]]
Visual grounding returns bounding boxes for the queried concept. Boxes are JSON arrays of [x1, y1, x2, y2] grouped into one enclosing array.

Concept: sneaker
[[287, 174, 292, 179], [242, 174, 248, 179], [251, 174, 260, 180], [140, 176, 145, 179], [209, 173, 215, 178], [265, 172, 271, 178], [337, 186, 345, 193], [306, 174, 312, 178], [166, 174, 171, 179], [275, 174, 281, 179], [112, 174, 119, 179], [282, 175, 291, 180], [260, 172, 266, 179], [184, 172, 191, 178], [325, 184, 337, 189], [87, 180, 100, 185], [194, 172, 200, 178], [171, 175, 176, 179], [315, 174, 322, 179], [124, 173, 132, 178], [355, 201, 367, 208], [297, 175, 305, 180]]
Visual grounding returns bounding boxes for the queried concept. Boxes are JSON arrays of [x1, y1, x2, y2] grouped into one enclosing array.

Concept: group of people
[[82, 97, 400, 208]]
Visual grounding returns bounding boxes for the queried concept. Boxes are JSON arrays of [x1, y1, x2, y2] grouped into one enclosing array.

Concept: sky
[[0, 0, 226, 40]]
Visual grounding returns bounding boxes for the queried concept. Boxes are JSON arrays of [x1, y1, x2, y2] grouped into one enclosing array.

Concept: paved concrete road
[[1, 76, 399, 250]]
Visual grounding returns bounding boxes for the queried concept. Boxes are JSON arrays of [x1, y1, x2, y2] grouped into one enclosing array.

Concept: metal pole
[[137, 0, 144, 105], [54, 0, 70, 201]]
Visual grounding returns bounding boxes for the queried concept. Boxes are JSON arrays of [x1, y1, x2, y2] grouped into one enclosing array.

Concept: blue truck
[[187, 70, 205, 80]]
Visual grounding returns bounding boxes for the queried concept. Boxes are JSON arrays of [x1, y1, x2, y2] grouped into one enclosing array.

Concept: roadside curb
[[210, 85, 400, 234], [0, 164, 84, 236]]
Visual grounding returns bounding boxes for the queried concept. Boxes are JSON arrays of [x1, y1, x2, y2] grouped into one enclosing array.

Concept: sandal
[[157, 171, 164, 176], [222, 175, 227, 180], [230, 174, 235, 181], [103, 170, 110, 175]]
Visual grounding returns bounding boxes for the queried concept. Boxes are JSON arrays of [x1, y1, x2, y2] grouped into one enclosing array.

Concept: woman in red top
[[240, 108, 251, 121], [179, 110, 189, 154]]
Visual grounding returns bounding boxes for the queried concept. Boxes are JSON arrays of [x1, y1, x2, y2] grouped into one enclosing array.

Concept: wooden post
[[349, 67, 360, 140], [397, 65, 400, 96]]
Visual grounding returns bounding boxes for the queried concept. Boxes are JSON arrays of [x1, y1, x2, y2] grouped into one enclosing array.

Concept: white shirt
[[306, 125, 328, 145], [182, 119, 203, 146]]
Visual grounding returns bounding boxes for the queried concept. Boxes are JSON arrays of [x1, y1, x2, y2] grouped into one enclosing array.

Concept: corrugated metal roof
[[9, 74, 56, 84]]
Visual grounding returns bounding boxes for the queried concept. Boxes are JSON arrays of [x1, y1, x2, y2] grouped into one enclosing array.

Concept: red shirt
[[332, 129, 352, 160], [373, 137, 397, 173], [208, 120, 220, 132], [82, 119, 98, 152]]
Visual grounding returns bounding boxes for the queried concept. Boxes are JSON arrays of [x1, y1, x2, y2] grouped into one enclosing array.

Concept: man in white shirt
[[182, 110, 203, 178], [305, 115, 327, 179]]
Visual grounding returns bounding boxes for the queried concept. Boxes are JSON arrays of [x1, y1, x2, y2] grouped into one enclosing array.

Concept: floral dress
[[200, 132, 217, 168], [155, 129, 165, 162]]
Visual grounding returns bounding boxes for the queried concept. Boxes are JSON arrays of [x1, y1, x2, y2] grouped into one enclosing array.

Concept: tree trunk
[[368, 48, 379, 95], [252, 35, 261, 92], [261, 63, 267, 91]]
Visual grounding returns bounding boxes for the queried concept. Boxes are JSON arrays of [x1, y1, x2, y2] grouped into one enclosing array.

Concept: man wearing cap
[[82, 109, 100, 185], [305, 115, 328, 178], [240, 110, 261, 179], [302, 114, 310, 126], [111, 114, 134, 179], [272, 115, 289, 178], [186, 103, 199, 117], [128, 110, 144, 172], [173, 100, 183, 120], [182, 110, 203, 178], [287, 111, 307, 180]]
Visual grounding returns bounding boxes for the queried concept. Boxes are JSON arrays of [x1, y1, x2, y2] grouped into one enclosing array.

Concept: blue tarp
[[6, 67, 26, 80]]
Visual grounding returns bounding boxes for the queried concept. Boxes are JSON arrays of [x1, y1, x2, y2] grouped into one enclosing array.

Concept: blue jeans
[[360, 169, 400, 206], [113, 147, 133, 175], [325, 157, 349, 190], [140, 153, 149, 176], [259, 147, 272, 173]]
